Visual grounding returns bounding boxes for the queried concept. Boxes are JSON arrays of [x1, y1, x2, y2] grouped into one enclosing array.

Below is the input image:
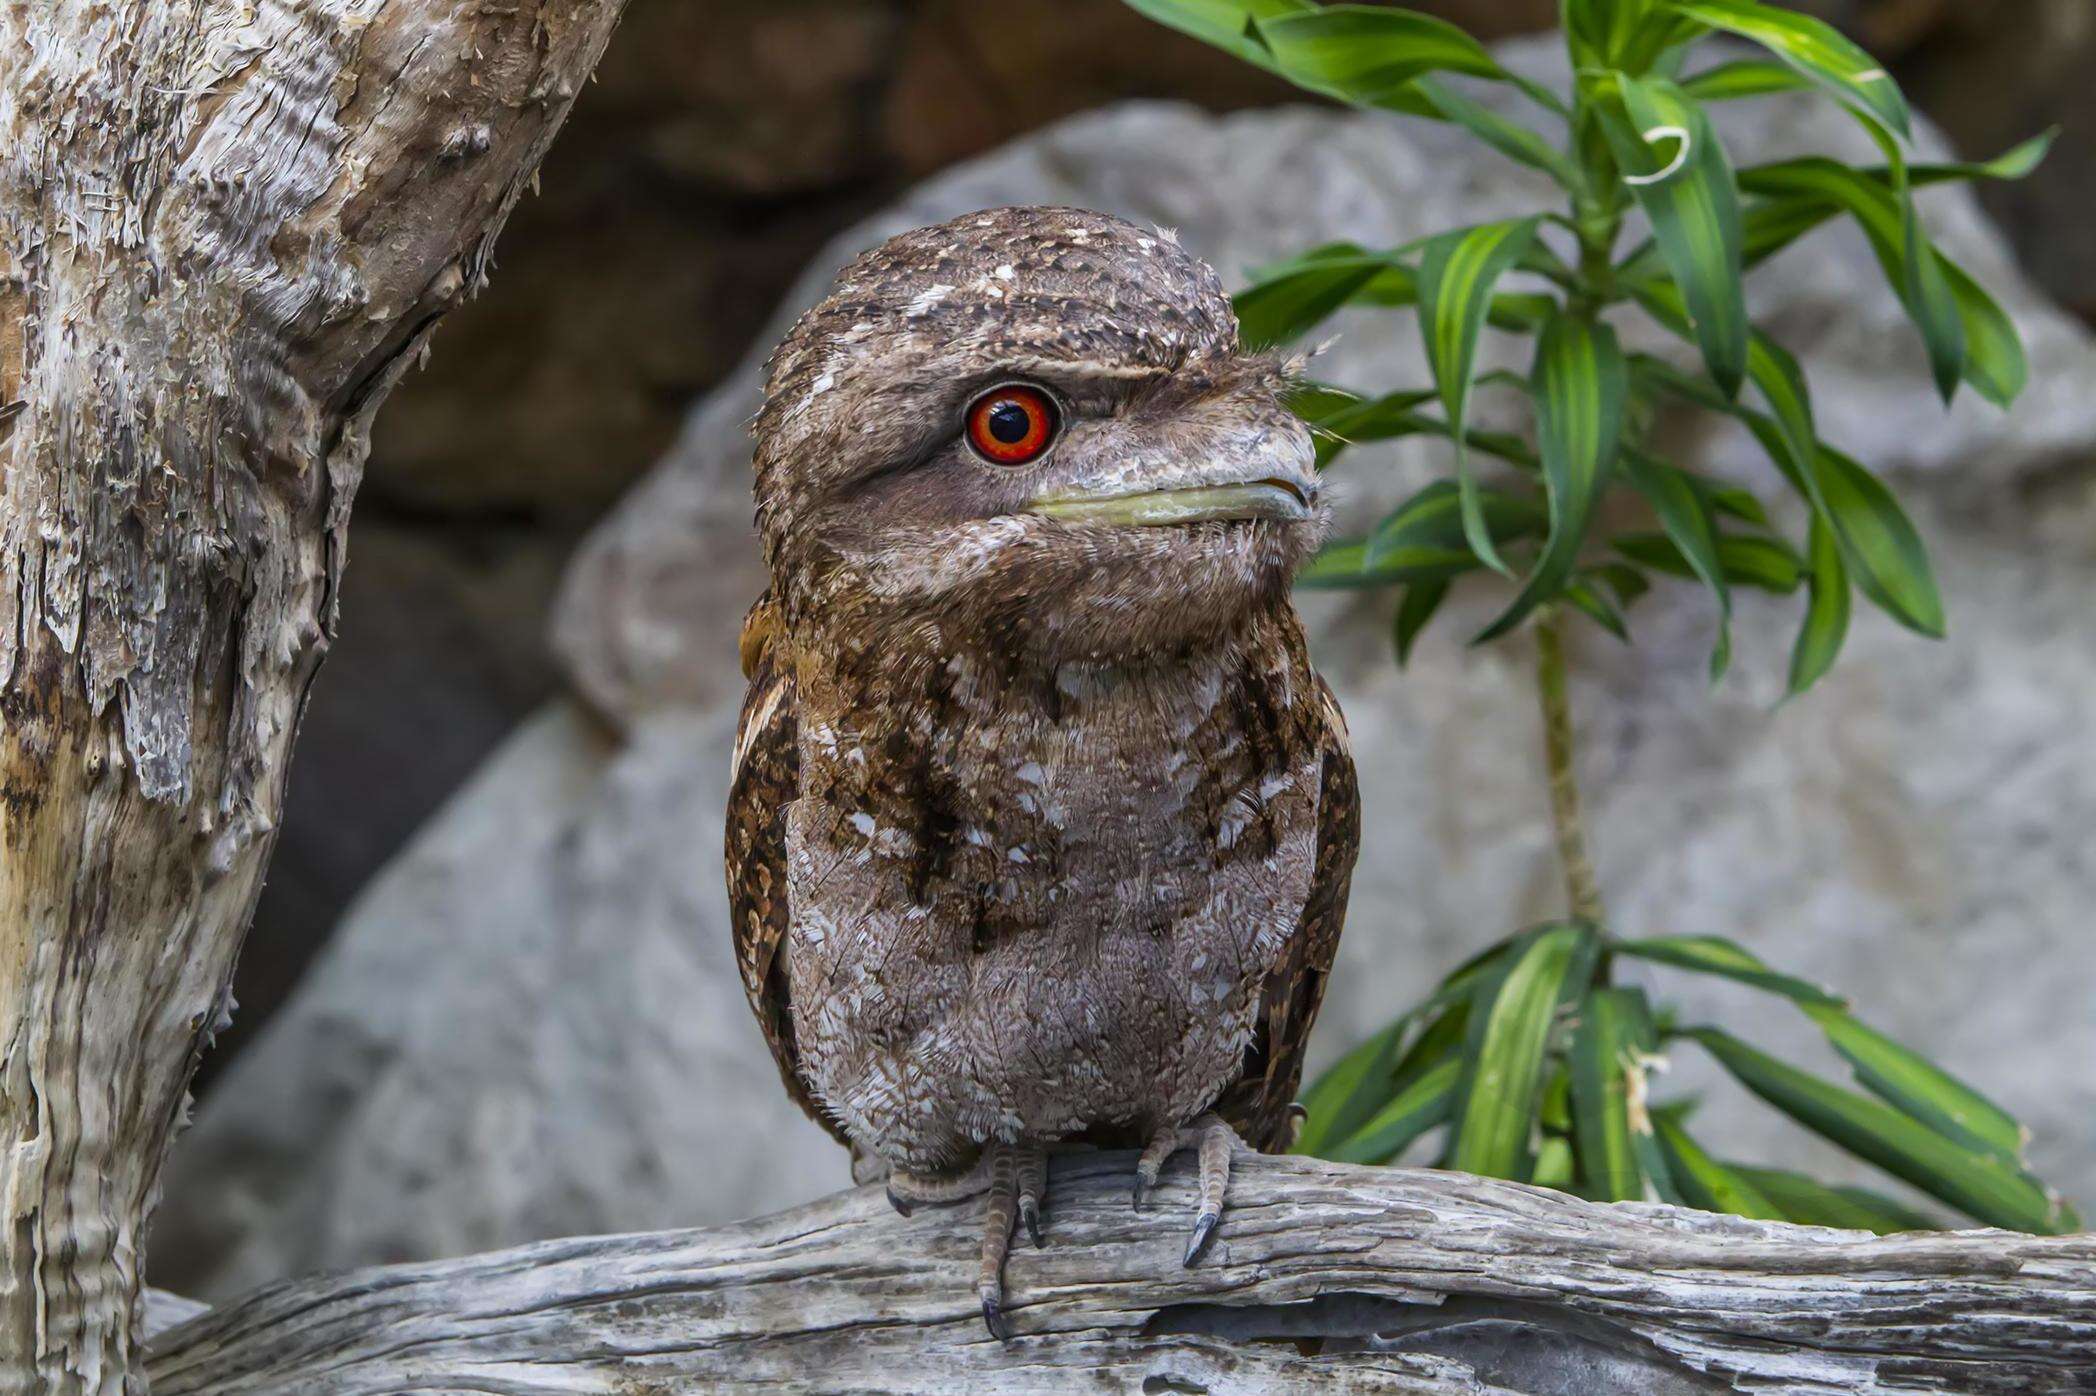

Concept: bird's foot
[[975, 1142, 1047, 1342], [1132, 1112, 1243, 1266]]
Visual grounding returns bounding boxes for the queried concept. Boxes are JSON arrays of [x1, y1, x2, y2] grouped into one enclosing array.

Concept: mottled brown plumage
[[724, 206, 1358, 1334]]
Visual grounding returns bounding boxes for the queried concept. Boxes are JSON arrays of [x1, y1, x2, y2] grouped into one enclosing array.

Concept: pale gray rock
[[156, 41, 2096, 1297]]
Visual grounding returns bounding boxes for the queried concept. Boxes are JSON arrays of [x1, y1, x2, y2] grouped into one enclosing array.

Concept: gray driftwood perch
[[146, 1151, 2096, 1395]]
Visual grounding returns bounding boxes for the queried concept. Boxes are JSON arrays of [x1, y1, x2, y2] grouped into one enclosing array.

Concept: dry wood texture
[[147, 1151, 2096, 1395], [0, 3, 628, 1391]]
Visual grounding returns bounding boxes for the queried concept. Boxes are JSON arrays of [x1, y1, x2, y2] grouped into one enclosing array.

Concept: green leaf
[[1120, 0, 1312, 74], [1294, 386, 1440, 467], [1627, 322, 1944, 639], [1892, 148, 1967, 404], [1475, 312, 1626, 640], [1570, 986, 1657, 1202], [1295, 1016, 1410, 1157], [1568, 0, 1659, 66], [1585, 560, 1652, 610], [1787, 514, 1850, 696], [1633, 292, 1820, 525], [1253, 243, 1420, 302], [1235, 241, 1551, 352], [1653, 1115, 1788, 1220], [1733, 160, 1904, 256], [1733, 198, 1843, 267], [1540, 1064, 1573, 1132], [1906, 129, 2059, 188], [1599, 74, 1748, 396], [1677, 58, 1811, 102], [1691, 476, 1769, 527], [1365, 479, 1549, 572], [1532, 1133, 1577, 1190], [1621, 12, 1710, 71], [1255, 4, 1506, 108], [1669, 0, 1911, 139], [1742, 330, 1820, 490], [1449, 923, 1598, 1178], [1633, 1120, 1685, 1206], [1942, 256, 2029, 409], [1414, 77, 1582, 187], [1725, 130, 2057, 274], [1299, 386, 1537, 473], [1623, 450, 1730, 678], [1286, 381, 1373, 426], [1732, 159, 2005, 405], [1393, 578, 1451, 666], [1417, 217, 1546, 575], [1727, 1164, 1940, 1234], [1299, 538, 1474, 591], [1359, 406, 1544, 473], [1297, 962, 1498, 1159], [1312, 480, 1544, 592], [1563, 580, 1631, 641], [1234, 242, 1392, 348], [1330, 1056, 1462, 1164], [1613, 934, 1845, 1007], [1614, 531, 1803, 594], [1716, 535, 1805, 593], [1350, 272, 1556, 334], [1688, 1027, 2075, 1233], [1812, 441, 1944, 638], [1800, 1004, 2030, 1167], [1393, 996, 1477, 1091]]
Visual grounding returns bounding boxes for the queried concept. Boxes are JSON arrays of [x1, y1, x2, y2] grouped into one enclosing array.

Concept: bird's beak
[[1027, 476, 1314, 527]]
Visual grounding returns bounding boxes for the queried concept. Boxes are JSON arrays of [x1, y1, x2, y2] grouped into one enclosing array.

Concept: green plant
[[1124, 0, 2077, 1233]]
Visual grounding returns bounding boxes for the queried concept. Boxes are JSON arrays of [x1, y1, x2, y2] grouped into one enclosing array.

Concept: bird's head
[[752, 206, 1324, 664]]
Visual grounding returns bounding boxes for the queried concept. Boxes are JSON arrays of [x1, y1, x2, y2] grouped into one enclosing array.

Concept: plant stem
[[1534, 607, 1604, 925]]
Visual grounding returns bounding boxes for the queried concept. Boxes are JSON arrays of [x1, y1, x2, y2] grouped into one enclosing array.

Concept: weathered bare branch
[[146, 1152, 2096, 1394], [0, 3, 627, 1390]]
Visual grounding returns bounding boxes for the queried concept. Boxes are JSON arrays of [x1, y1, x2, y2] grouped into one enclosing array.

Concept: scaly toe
[[980, 1291, 1011, 1342], [974, 1144, 1022, 1342], [1184, 1209, 1221, 1267], [1133, 1121, 1183, 1212], [1015, 1145, 1047, 1248]]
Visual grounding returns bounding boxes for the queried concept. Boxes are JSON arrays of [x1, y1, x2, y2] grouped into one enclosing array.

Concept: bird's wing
[[725, 595, 854, 1150], [1215, 674, 1361, 1153]]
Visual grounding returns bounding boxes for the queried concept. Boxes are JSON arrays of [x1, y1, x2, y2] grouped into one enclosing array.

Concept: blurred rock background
[[218, 0, 2096, 1087]]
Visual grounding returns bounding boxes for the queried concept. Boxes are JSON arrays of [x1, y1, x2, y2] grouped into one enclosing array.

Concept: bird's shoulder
[[724, 593, 853, 1149], [1216, 649, 1361, 1151]]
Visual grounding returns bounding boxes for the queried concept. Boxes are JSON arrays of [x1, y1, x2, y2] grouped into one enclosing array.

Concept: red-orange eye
[[965, 384, 1059, 465]]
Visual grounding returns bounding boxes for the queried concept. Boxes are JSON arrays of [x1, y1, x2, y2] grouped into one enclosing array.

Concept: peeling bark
[[144, 1153, 2096, 1394], [0, 3, 628, 1391]]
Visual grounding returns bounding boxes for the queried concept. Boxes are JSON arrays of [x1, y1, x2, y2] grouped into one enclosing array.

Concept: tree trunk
[[144, 1151, 2096, 1394], [0, 3, 627, 1391]]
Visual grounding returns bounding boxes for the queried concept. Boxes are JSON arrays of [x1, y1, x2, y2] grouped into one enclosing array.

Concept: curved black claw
[[1132, 1174, 1152, 1213], [885, 1188, 915, 1218], [1184, 1209, 1220, 1267], [1020, 1197, 1043, 1248], [981, 1295, 1012, 1342]]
